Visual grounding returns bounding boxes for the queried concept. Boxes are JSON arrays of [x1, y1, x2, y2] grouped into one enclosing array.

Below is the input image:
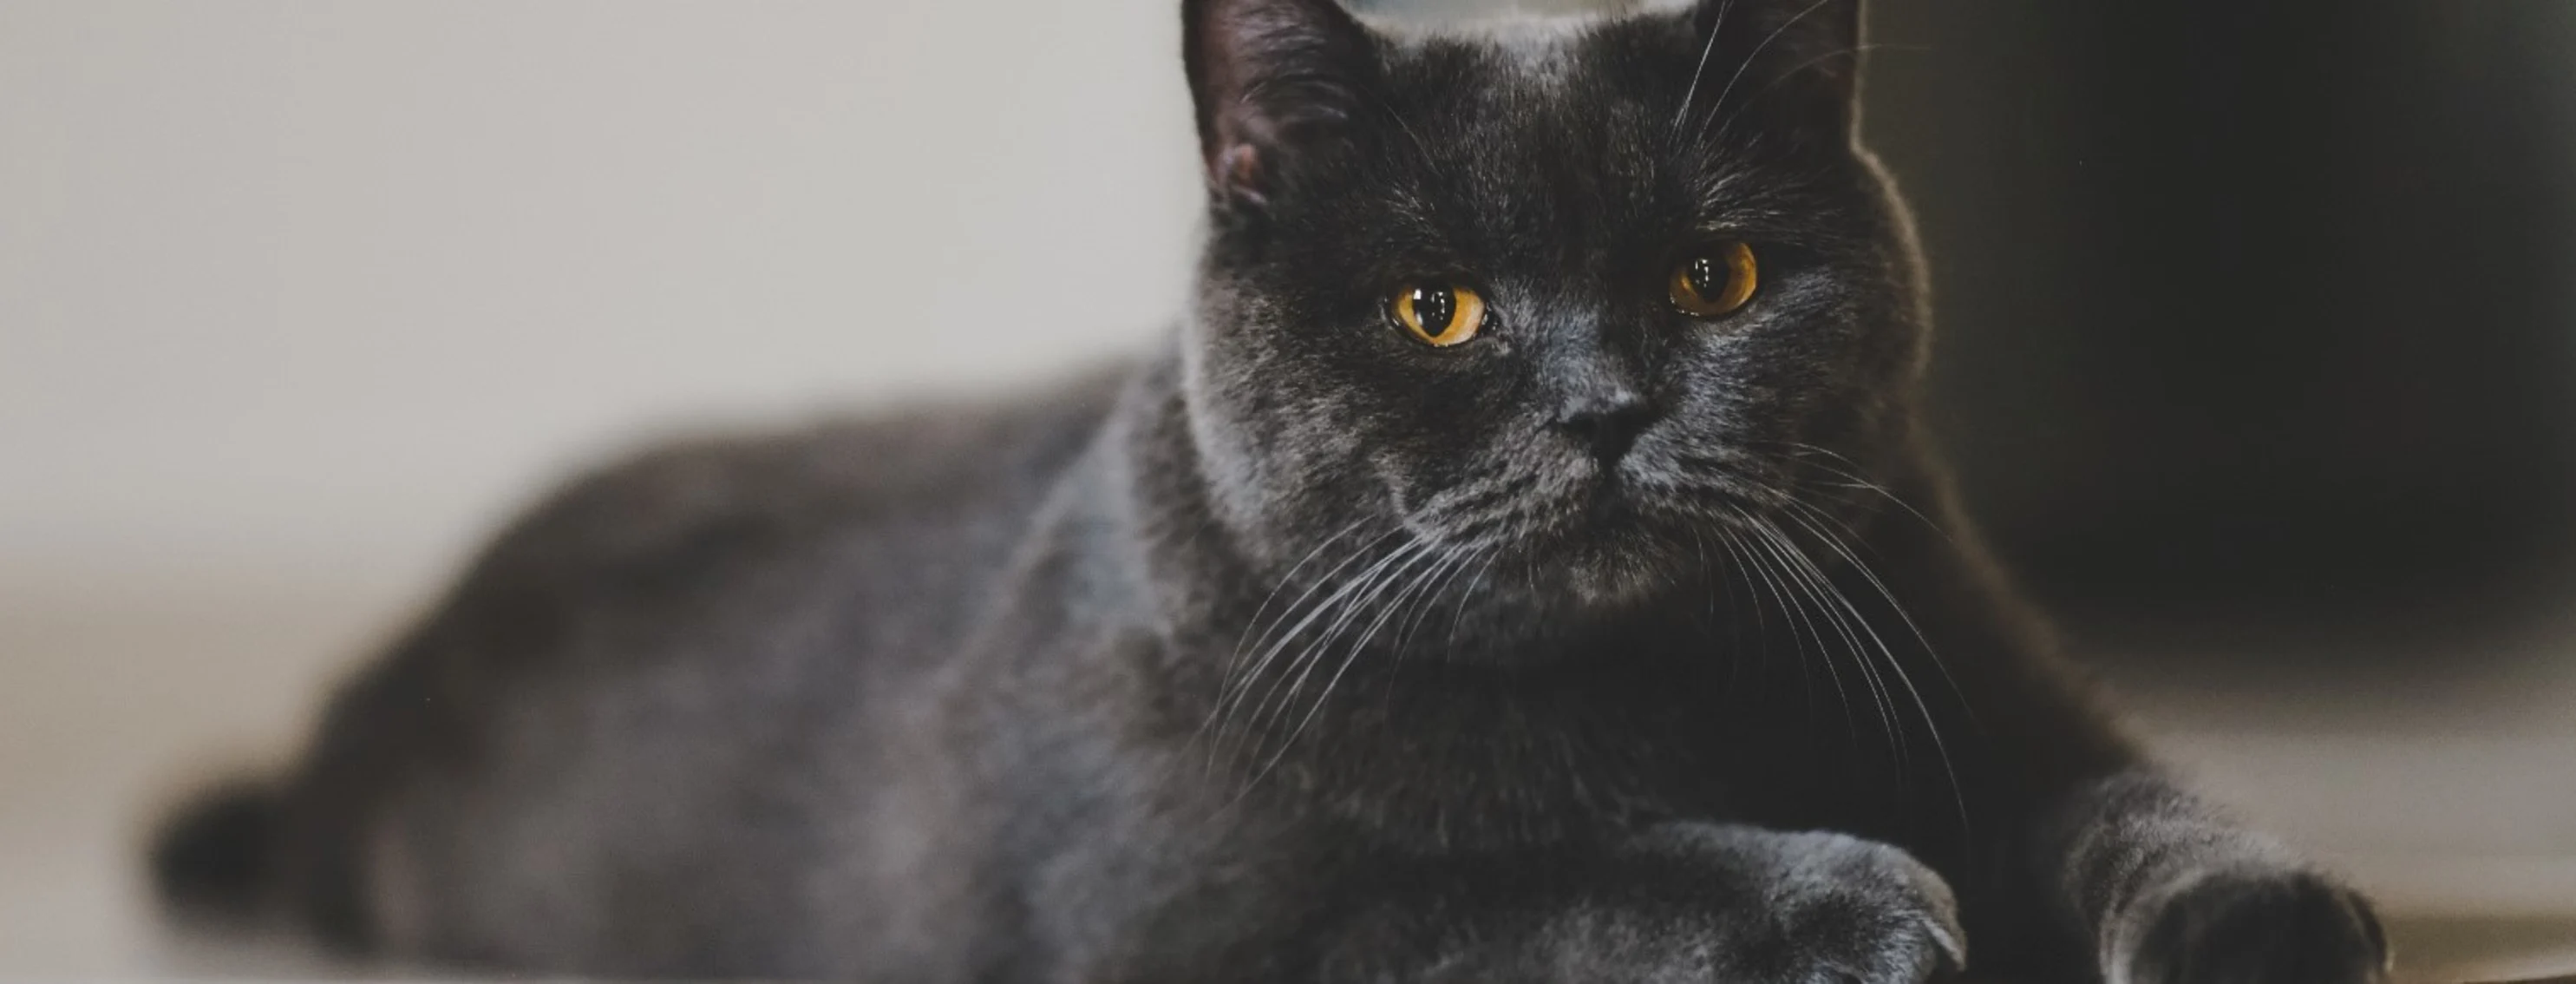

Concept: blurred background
[[2, 0, 2571, 980]]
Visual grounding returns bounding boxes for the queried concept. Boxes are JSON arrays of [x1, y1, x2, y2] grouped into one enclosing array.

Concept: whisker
[[1769, 502, 1973, 843], [1691, 523, 1751, 692], [1703, 43, 1927, 147], [1726, 504, 1854, 749], [1747, 513, 1897, 773], [1197, 524, 1395, 772], [1754, 515, 1913, 815], [1444, 547, 1501, 654], [1238, 537, 1440, 760], [1225, 526, 1400, 704], [1711, 524, 1774, 691], [1383, 544, 1487, 704], [1396, 545, 1481, 654], [1689, 0, 1838, 139], [1215, 535, 1421, 767], [1769, 441, 1951, 542], [1249, 539, 1457, 789], [1224, 520, 1376, 697], [1776, 496, 1981, 749], [1671, 0, 1739, 132]]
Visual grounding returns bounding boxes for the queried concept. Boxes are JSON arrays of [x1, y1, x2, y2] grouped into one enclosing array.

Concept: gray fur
[[153, 1, 2389, 981]]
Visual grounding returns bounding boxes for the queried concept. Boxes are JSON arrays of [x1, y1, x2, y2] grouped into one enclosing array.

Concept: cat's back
[[243, 365, 1131, 971], [501, 376, 1110, 593], [403, 367, 1125, 692]]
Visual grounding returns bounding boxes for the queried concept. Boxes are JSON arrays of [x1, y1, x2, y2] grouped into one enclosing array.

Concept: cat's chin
[[1553, 547, 1677, 611], [1422, 536, 1703, 667], [1503, 519, 1708, 616]]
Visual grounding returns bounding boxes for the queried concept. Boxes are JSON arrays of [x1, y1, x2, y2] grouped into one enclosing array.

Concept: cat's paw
[[1724, 831, 1966, 984], [2113, 866, 2389, 984], [1416, 827, 1964, 984]]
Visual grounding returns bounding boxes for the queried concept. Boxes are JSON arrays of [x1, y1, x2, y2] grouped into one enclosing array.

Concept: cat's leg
[[1313, 823, 1964, 984], [1844, 490, 2390, 981], [2040, 771, 2389, 984], [1910, 640, 2392, 983], [1825, 461, 2390, 982], [1921, 628, 2394, 982]]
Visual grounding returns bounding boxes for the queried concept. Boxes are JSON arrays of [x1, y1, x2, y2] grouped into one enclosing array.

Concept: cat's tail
[[148, 777, 283, 921]]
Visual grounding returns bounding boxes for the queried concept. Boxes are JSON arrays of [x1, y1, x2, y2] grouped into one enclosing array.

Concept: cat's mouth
[[1474, 475, 1720, 611], [1391, 450, 1761, 614]]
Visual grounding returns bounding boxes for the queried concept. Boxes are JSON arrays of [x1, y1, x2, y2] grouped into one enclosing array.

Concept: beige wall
[[2, 0, 1199, 594], [0, 2, 1198, 971]]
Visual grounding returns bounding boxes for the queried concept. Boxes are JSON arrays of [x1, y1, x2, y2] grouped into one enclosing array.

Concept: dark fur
[[154, 2, 2388, 981]]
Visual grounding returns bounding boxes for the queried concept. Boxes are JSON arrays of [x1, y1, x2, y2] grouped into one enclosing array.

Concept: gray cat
[[153, 1, 2391, 981]]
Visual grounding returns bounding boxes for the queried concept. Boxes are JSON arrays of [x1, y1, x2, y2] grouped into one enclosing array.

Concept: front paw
[[1588, 825, 1962, 983], [2114, 866, 2389, 984], [1729, 830, 1966, 984], [1414, 826, 1964, 984]]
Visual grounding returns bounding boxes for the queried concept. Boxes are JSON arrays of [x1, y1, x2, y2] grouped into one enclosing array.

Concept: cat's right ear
[[1181, 0, 1379, 207]]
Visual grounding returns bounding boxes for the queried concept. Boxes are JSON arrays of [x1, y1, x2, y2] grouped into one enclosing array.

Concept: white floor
[[6, 567, 2575, 981]]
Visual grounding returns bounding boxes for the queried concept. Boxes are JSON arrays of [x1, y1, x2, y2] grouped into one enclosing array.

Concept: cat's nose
[[1552, 387, 1657, 462]]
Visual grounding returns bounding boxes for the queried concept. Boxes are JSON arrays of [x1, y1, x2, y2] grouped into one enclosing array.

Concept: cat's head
[[1175, 0, 1925, 631]]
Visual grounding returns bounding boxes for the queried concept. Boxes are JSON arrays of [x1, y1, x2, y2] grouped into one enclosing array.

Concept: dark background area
[[1861, 2, 2576, 656]]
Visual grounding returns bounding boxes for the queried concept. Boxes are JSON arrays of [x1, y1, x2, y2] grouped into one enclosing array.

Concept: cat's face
[[1180, 0, 1924, 623]]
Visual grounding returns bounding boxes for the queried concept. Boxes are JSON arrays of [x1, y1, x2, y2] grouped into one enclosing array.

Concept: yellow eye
[[1389, 282, 1487, 347], [1670, 241, 1759, 318]]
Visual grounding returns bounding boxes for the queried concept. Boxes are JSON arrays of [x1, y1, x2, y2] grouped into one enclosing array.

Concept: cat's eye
[[1388, 282, 1487, 347], [1669, 241, 1759, 318]]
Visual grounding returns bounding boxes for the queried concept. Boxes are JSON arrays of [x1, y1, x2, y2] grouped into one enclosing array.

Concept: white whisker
[[1248, 540, 1457, 789], [1671, 0, 1738, 132], [1750, 515, 1909, 793], [1770, 501, 1973, 842], [1215, 535, 1421, 768], [1690, 0, 1837, 139]]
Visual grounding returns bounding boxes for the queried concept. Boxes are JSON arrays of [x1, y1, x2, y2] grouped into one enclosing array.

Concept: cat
[[152, 0, 2392, 981]]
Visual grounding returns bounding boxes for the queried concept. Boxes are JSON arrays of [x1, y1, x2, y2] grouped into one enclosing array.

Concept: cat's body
[[155, 2, 2390, 981], [228, 377, 1119, 975]]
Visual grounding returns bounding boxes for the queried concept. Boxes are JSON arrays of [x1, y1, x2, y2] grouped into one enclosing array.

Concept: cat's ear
[[1677, 0, 1864, 134], [1182, 0, 1379, 207]]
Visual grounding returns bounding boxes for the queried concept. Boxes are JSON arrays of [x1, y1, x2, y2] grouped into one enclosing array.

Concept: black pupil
[[1686, 256, 1729, 299], [1411, 285, 1457, 334]]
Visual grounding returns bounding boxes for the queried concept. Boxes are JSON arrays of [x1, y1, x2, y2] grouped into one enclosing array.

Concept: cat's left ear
[[1676, 0, 1864, 135], [1182, 0, 1380, 207]]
